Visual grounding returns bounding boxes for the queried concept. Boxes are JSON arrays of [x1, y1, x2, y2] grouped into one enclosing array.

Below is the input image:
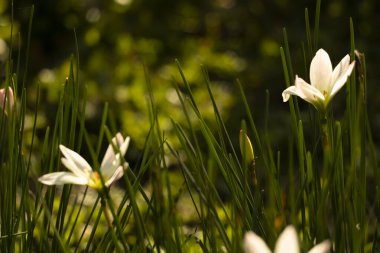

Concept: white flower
[[38, 133, 130, 190], [0, 87, 14, 114], [282, 49, 355, 112], [244, 226, 331, 253]]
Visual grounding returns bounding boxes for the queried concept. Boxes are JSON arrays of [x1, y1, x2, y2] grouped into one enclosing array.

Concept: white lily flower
[[244, 225, 331, 253], [38, 133, 130, 190], [282, 49, 355, 112]]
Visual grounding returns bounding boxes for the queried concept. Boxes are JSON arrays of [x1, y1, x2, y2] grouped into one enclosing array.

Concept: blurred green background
[[1, 0, 380, 152]]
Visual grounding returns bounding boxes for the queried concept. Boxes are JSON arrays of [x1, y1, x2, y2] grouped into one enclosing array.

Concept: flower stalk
[[99, 193, 129, 253]]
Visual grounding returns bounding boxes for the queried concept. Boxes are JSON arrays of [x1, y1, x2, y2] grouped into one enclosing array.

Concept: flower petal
[[282, 85, 300, 102], [290, 76, 326, 109], [60, 145, 93, 178], [60, 158, 89, 180], [119, 135, 131, 156], [310, 49, 332, 93], [38, 172, 88, 185], [101, 134, 130, 179], [105, 165, 127, 187], [243, 231, 271, 253], [296, 76, 325, 102], [282, 76, 326, 107], [330, 60, 355, 98], [274, 226, 299, 253], [331, 54, 350, 85], [308, 240, 331, 253]]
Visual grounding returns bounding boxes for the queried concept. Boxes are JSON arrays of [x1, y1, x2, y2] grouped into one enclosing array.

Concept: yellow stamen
[[89, 171, 103, 190]]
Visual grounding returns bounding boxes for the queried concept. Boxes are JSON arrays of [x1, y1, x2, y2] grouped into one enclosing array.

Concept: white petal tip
[[243, 231, 271, 253], [275, 225, 299, 253], [282, 93, 290, 102], [308, 240, 331, 253]]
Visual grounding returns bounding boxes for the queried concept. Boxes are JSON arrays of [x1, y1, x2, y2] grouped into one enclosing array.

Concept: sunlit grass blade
[[313, 0, 321, 50]]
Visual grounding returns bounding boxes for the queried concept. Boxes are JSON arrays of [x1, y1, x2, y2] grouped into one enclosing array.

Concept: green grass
[[0, 0, 379, 252]]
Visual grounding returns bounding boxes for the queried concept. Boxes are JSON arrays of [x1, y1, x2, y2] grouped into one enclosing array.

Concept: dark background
[[1, 0, 380, 151]]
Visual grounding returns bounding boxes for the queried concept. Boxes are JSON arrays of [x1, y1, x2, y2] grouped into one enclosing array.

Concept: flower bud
[[240, 130, 257, 186], [0, 87, 14, 115], [239, 130, 255, 166]]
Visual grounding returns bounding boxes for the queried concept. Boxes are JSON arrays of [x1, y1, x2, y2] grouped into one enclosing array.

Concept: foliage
[[0, 0, 379, 252]]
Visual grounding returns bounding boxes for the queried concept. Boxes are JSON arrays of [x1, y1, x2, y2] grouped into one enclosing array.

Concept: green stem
[[100, 194, 129, 253], [320, 115, 331, 173], [318, 113, 331, 240]]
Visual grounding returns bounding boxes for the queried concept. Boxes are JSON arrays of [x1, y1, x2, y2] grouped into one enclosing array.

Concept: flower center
[[89, 171, 103, 190]]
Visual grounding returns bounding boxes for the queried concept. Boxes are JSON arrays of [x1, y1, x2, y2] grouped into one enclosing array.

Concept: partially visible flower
[[282, 49, 355, 112], [38, 133, 130, 190], [0, 87, 14, 114], [244, 225, 331, 253]]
